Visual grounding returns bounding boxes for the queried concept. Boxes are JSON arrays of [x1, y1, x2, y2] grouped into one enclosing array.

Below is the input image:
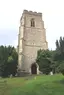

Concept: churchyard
[[0, 74, 64, 95]]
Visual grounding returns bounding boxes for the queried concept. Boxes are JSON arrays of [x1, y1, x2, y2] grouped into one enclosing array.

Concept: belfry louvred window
[[31, 18, 35, 27]]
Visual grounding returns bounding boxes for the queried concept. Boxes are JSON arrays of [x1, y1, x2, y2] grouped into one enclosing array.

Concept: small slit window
[[31, 18, 35, 27]]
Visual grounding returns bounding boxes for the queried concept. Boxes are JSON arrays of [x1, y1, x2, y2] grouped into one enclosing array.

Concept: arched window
[[31, 18, 35, 27]]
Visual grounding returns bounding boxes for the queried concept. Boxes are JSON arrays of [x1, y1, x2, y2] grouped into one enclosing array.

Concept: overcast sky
[[0, 0, 64, 50]]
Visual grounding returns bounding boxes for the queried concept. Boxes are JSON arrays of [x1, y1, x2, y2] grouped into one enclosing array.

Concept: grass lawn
[[0, 74, 64, 95]]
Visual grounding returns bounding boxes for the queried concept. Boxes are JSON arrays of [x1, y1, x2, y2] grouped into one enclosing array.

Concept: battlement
[[23, 10, 42, 16]]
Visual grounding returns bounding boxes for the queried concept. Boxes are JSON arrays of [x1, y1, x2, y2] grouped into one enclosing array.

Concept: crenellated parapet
[[23, 10, 42, 16], [20, 10, 42, 23]]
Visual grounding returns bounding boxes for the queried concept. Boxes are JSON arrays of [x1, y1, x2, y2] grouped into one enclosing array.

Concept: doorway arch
[[31, 63, 37, 74]]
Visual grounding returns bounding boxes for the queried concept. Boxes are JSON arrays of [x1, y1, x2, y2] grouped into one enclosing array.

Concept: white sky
[[0, 0, 64, 50]]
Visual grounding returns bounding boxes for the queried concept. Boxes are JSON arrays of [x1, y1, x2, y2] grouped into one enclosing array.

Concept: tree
[[0, 46, 18, 77], [56, 40, 59, 51], [36, 49, 52, 74], [56, 61, 64, 75], [36, 36, 64, 75], [54, 37, 64, 74], [56, 37, 64, 53]]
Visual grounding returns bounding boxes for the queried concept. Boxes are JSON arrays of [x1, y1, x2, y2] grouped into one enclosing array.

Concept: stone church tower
[[18, 10, 48, 75]]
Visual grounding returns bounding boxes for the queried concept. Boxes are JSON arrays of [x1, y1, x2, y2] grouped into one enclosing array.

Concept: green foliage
[[56, 61, 64, 75], [8, 56, 13, 63], [0, 45, 18, 77], [54, 36, 64, 74], [56, 36, 64, 53], [36, 49, 52, 74], [36, 36, 64, 75]]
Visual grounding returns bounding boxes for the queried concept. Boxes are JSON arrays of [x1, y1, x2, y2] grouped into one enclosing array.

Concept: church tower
[[18, 10, 48, 75]]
